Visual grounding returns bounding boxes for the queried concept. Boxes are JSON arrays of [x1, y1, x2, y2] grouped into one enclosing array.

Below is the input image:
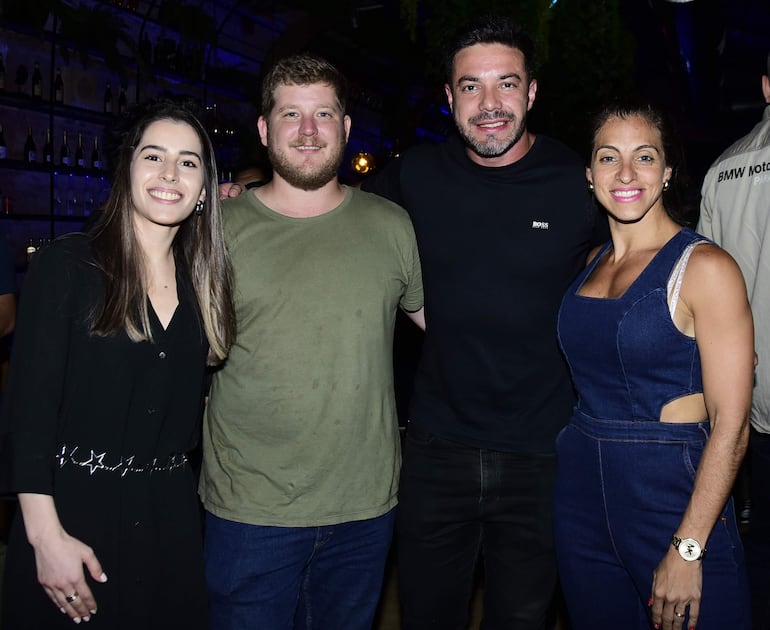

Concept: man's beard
[[268, 131, 347, 191], [455, 109, 527, 158]]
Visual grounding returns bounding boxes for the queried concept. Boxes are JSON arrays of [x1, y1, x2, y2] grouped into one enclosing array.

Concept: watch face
[[677, 538, 702, 561]]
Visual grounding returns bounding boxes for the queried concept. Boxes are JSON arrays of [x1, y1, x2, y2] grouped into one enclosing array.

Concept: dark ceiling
[[16, 0, 766, 180], [217, 0, 770, 186], [232, 0, 770, 130]]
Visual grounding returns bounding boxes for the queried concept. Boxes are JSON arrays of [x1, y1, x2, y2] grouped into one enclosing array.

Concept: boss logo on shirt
[[531, 220, 550, 230]]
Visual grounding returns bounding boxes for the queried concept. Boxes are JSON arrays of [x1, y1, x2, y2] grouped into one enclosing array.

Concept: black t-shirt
[[363, 133, 607, 452]]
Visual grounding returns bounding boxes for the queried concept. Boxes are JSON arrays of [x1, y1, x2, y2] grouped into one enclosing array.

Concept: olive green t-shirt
[[200, 186, 423, 526]]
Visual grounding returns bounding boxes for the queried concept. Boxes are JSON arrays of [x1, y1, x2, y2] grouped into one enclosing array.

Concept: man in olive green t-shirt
[[200, 53, 424, 630]]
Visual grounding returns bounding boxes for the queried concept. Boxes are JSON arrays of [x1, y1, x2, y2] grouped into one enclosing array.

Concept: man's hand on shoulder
[[219, 182, 245, 200]]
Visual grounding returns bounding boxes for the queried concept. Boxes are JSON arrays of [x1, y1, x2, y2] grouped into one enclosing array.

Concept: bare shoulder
[[684, 242, 748, 304], [687, 242, 744, 281]]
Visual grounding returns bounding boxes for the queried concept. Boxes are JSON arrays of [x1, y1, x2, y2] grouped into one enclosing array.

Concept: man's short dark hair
[[261, 53, 348, 117], [444, 15, 536, 85]]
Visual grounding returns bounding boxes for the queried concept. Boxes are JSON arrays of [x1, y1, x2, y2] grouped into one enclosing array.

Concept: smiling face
[[130, 118, 205, 233], [445, 42, 537, 166], [588, 114, 672, 225], [258, 82, 351, 191]]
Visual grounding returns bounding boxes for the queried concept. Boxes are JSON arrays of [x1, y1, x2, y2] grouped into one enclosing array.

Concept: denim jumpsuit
[[554, 228, 749, 629]]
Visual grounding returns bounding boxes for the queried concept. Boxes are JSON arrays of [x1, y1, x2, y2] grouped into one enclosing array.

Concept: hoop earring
[[194, 200, 204, 216], [588, 182, 594, 192]]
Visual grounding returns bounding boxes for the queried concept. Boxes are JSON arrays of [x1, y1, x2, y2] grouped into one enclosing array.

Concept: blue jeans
[[204, 510, 395, 630], [554, 411, 749, 630], [397, 425, 558, 630]]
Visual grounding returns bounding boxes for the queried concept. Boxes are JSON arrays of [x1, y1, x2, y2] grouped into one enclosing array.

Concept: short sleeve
[[400, 221, 423, 313]]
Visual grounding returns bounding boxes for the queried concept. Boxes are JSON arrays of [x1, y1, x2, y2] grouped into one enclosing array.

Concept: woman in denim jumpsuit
[[555, 103, 753, 630]]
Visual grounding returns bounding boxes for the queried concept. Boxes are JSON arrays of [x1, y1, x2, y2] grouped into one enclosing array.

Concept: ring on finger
[[674, 611, 685, 618], [65, 591, 79, 604]]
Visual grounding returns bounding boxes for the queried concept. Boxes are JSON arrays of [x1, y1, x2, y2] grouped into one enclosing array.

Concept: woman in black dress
[[0, 98, 235, 628]]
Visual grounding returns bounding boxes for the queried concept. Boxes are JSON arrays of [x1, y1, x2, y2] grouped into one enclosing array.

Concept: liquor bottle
[[75, 133, 85, 168], [91, 136, 102, 170], [0, 53, 6, 93], [54, 67, 64, 104], [118, 86, 127, 114], [83, 175, 95, 216], [60, 130, 70, 166], [24, 127, 37, 163], [103, 82, 112, 113], [31, 61, 42, 99], [66, 173, 78, 216], [0, 123, 7, 160], [53, 173, 63, 214], [43, 128, 53, 163]]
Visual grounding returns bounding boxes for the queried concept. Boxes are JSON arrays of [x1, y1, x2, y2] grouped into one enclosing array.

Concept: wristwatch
[[671, 535, 706, 561]]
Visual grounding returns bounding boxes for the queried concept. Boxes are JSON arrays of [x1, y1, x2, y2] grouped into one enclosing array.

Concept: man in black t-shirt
[[362, 15, 606, 630]]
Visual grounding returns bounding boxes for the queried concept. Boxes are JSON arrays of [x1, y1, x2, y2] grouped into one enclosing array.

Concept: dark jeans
[[396, 424, 558, 630], [747, 427, 770, 630], [204, 510, 395, 630]]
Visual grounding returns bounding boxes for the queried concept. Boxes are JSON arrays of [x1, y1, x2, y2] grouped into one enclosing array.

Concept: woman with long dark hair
[[0, 97, 236, 628]]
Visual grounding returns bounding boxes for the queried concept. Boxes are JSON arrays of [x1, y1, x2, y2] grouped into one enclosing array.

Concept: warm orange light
[[352, 151, 375, 174]]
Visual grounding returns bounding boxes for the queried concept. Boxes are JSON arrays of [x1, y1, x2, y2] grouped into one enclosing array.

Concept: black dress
[[0, 234, 209, 629]]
